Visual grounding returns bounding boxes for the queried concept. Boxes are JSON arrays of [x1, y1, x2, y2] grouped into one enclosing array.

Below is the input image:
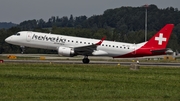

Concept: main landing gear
[[82, 56, 90, 64]]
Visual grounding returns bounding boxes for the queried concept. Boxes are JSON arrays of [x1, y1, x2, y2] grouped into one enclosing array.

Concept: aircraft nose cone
[[5, 37, 11, 43]]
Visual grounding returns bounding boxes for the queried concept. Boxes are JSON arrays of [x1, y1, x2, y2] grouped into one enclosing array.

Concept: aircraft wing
[[73, 37, 105, 55]]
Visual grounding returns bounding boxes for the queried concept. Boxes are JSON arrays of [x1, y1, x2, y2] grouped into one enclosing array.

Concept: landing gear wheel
[[82, 56, 90, 64]]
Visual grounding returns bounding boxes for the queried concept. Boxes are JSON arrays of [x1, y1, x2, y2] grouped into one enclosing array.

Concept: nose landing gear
[[20, 46, 25, 54]]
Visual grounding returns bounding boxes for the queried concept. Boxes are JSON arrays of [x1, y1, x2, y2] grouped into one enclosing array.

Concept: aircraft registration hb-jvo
[[5, 24, 174, 64]]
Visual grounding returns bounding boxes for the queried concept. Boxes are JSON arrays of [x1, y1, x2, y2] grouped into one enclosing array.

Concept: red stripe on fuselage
[[113, 48, 166, 58]]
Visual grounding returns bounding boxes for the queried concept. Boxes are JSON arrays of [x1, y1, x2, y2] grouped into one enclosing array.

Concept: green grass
[[0, 63, 180, 101]]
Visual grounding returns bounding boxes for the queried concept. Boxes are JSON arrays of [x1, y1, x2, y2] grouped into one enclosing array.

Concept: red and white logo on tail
[[155, 33, 166, 45], [115, 24, 174, 58], [142, 24, 174, 49]]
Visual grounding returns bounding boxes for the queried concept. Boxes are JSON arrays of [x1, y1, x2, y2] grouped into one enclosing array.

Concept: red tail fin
[[143, 24, 174, 49]]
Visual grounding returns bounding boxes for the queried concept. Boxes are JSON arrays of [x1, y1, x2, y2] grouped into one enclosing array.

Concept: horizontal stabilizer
[[151, 48, 167, 53]]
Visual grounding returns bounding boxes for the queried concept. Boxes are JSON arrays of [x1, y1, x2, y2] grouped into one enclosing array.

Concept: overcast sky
[[0, 0, 179, 24]]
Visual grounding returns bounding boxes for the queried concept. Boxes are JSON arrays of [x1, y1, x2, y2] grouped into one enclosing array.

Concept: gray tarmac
[[1, 54, 180, 67], [2, 59, 180, 67]]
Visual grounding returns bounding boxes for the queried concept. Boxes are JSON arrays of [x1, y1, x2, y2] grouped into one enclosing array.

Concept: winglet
[[95, 36, 106, 45]]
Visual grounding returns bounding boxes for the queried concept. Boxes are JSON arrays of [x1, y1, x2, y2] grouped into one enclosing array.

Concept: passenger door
[[26, 32, 32, 42]]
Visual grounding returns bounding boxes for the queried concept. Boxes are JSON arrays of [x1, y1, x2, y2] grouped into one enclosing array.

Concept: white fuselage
[[5, 31, 145, 57]]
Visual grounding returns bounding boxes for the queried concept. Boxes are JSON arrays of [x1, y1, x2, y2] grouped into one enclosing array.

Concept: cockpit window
[[15, 33, 20, 36]]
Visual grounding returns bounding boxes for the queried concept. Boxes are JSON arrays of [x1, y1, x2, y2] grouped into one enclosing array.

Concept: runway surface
[[2, 59, 180, 67], [1, 54, 180, 67]]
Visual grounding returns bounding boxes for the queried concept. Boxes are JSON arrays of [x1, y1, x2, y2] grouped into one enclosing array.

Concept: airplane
[[5, 24, 174, 64]]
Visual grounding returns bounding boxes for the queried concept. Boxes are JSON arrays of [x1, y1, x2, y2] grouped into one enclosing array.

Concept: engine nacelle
[[58, 47, 75, 57]]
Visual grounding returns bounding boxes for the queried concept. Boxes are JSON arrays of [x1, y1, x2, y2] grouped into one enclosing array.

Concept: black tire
[[82, 58, 90, 64]]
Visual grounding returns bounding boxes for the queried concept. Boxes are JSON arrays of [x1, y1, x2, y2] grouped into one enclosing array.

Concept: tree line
[[0, 4, 180, 54]]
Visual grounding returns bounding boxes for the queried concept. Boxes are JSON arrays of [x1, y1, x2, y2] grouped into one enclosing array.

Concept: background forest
[[0, 4, 180, 54]]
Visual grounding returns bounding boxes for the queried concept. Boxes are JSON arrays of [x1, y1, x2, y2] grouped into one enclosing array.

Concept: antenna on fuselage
[[49, 28, 52, 34]]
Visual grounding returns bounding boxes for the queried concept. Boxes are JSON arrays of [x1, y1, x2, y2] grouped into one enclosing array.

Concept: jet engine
[[58, 47, 75, 57]]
